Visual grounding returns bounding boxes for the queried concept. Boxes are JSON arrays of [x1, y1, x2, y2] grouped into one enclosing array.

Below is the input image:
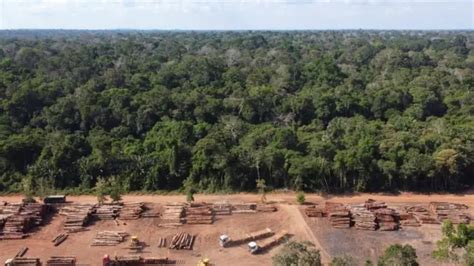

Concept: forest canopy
[[0, 30, 472, 193]]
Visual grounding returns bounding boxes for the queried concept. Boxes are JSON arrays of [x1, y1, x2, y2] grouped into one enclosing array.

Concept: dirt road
[[280, 204, 331, 263]]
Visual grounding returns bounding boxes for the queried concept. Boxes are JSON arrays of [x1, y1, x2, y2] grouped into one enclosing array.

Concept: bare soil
[[1, 192, 473, 265]]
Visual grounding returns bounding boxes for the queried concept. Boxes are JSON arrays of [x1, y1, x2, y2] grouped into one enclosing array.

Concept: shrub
[[296, 191, 306, 205]]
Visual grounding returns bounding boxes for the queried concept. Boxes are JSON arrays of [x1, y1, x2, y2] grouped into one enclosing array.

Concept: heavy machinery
[[219, 228, 273, 247], [196, 258, 210, 266], [248, 230, 288, 254], [128, 236, 144, 252]]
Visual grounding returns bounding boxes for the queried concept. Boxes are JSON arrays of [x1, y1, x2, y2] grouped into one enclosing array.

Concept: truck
[[219, 228, 273, 247], [248, 230, 288, 254]]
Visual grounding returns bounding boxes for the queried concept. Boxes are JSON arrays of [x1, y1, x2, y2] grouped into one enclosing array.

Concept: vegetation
[[377, 244, 418, 266], [433, 220, 474, 265], [272, 241, 322, 266], [329, 255, 356, 266], [0, 30, 472, 194], [296, 191, 305, 205], [95, 178, 108, 204]]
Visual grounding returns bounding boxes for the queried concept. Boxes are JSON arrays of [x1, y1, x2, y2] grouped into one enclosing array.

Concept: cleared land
[[0, 192, 473, 265]]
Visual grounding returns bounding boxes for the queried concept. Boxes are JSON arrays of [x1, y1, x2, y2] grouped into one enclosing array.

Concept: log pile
[[212, 203, 232, 215], [119, 202, 145, 220], [256, 204, 277, 212], [324, 202, 346, 214], [328, 211, 351, 228], [429, 202, 470, 224], [158, 237, 167, 248], [111, 255, 141, 264], [397, 209, 420, 227], [1, 215, 35, 239], [21, 203, 49, 226], [185, 205, 215, 224], [231, 203, 257, 214], [60, 204, 94, 232], [405, 205, 439, 225], [364, 199, 387, 211], [350, 205, 377, 231], [52, 233, 69, 246], [7, 257, 41, 266], [374, 208, 399, 231], [91, 231, 128, 246], [46, 256, 76, 266], [159, 203, 185, 227], [140, 203, 160, 218], [92, 204, 121, 220], [305, 206, 325, 217], [169, 232, 195, 250]]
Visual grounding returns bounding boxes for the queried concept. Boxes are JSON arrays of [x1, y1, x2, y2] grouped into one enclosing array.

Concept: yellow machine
[[197, 258, 210, 266], [128, 236, 143, 252]]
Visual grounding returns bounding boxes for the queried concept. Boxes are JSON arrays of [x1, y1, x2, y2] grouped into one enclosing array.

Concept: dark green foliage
[[377, 244, 418, 266], [330, 255, 357, 266], [296, 191, 305, 205], [272, 241, 322, 266], [0, 30, 472, 193]]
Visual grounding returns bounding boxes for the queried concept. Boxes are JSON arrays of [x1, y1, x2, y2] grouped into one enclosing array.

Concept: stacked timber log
[[7, 257, 41, 266], [212, 203, 232, 215], [119, 202, 145, 220], [1, 215, 35, 239], [406, 206, 439, 224], [374, 208, 399, 231], [185, 205, 215, 224], [1, 204, 22, 215], [397, 208, 420, 227], [91, 231, 128, 246], [256, 204, 277, 212], [324, 202, 346, 214], [159, 203, 185, 227], [20, 203, 49, 226], [305, 205, 325, 217], [231, 203, 257, 214], [92, 204, 122, 220], [365, 199, 387, 211], [429, 202, 470, 224], [142, 257, 170, 264], [59, 204, 94, 232], [46, 256, 76, 266], [350, 205, 377, 231], [52, 233, 68, 246], [328, 211, 351, 228], [169, 232, 195, 250], [141, 203, 160, 218]]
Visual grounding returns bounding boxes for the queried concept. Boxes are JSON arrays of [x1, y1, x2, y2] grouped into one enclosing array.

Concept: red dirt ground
[[1, 192, 473, 265]]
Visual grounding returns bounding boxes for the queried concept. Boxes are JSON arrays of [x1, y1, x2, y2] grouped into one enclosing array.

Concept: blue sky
[[0, 0, 472, 30]]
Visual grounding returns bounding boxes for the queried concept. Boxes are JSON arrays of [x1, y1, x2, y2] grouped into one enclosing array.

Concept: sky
[[0, 0, 473, 30]]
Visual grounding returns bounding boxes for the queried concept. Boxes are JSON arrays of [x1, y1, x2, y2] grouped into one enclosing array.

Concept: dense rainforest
[[0, 30, 472, 194]]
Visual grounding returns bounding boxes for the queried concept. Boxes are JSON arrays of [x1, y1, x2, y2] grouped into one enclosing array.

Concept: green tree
[[378, 244, 418, 266], [330, 255, 357, 266], [296, 191, 305, 205], [433, 220, 474, 264], [272, 241, 322, 266], [95, 178, 108, 204]]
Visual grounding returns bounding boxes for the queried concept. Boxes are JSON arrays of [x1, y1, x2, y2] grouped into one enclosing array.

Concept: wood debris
[[169, 232, 195, 250], [91, 231, 128, 246], [46, 256, 76, 266]]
